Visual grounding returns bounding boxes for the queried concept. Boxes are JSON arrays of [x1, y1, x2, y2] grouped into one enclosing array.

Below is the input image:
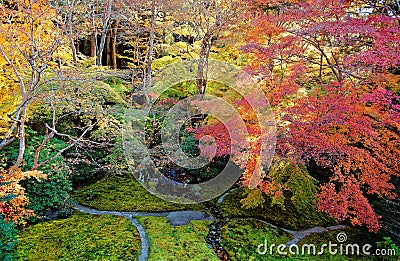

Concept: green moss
[[74, 176, 204, 212], [103, 77, 131, 97], [17, 212, 140, 261], [220, 188, 335, 231], [297, 228, 378, 260], [136, 216, 218, 261], [220, 219, 371, 261], [152, 56, 182, 71], [221, 219, 293, 261], [93, 81, 127, 105]]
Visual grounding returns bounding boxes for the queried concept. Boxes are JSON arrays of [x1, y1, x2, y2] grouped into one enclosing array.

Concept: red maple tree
[[193, 0, 400, 231]]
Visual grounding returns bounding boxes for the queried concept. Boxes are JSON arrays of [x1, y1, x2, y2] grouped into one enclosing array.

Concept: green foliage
[[177, 130, 227, 183], [240, 188, 265, 209], [24, 135, 71, 218], [180, 130, 200, 157], [159, 81, 198, 100], [89, 114, 123, 142], [2, 132, 72, 218], [92, 81, 128, 106], [376, 237, 400, 260], [0, 216, 18, 261], [221, 219, 292, 261], [74, 176, 204, 212], [268, 159, 318, 211], [17, 212, 140, 260], [21, 165, 72, 218], [28, 78, 128, 137], [136, 216, 218, 261]]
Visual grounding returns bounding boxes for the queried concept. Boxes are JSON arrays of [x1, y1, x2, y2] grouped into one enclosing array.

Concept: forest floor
[[17, 176, 380, 261]]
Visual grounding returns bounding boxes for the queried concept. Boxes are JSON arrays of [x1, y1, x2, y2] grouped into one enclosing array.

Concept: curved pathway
[[207, 189, 348, 260], [73, 204, 150, 261], [73, 204, 214, 261], [248, 218, 348, 245], [73, 189, 348, 261]]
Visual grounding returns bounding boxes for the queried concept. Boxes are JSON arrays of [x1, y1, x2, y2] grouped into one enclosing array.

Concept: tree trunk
[[97, 0, 113, 66], [70, 39, 78, 66], [144, 0, 156, 107], [8, 104, 27, 174], [196, 32, 211, 97], [112, 20, 119, 70], [106, 32, 111, 66], [91, 34, 96, 59], [67, 0, 77, 66]]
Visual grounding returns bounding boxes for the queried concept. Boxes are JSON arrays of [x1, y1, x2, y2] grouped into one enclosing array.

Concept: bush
[[3, 133, 72, 219], [0, 216, 18, 261], [22, 163, 72, 218]]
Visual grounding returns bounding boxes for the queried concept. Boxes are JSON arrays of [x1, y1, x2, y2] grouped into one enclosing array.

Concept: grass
[[17, 212, 140, 261], [74, 176, 205, 212], [219, 188, 336, 231], [136, 216, 218, 261]]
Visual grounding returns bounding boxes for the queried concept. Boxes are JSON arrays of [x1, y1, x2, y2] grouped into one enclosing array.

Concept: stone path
[[250, 218, 348, 245], [73, 189, 348, 261], [73, 204, 214, 261]]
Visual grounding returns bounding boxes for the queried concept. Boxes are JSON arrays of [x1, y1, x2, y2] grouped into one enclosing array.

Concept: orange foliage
[[0, 169, 46, 226]]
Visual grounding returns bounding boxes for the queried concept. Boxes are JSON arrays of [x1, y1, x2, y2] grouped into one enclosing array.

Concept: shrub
[[0, 216, 18, 261], [3, 133, 72, 219]]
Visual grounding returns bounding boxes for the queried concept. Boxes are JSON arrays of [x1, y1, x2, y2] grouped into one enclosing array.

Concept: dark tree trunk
[[112, 20, 119, 70]]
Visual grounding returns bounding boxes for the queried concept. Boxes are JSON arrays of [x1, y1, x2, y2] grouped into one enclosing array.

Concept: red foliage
[[194, 0, 400, 231]]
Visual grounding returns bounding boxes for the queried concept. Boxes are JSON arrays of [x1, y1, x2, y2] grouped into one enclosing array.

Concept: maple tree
[[193, 0, 400, 231], [174, 0, 244, 96]]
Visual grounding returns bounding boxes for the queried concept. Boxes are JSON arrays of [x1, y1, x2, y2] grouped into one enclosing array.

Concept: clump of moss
[[74, 176, 204, 212], [137, 216, 218, 261], [17, 212, 140, 261], [220, 188, 335, 231]]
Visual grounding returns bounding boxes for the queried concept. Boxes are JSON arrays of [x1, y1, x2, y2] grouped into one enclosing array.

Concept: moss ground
[[74, 176, 204, 212], [220, 219, 377, 261], [17, 212, 140, 261], [219, 188, 335, 231], [221, 218, 293, 261], [136, 216, 218, 261]]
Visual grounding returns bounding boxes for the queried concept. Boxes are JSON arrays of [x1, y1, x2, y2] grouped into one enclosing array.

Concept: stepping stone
[[166, 211, 214, 226]]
